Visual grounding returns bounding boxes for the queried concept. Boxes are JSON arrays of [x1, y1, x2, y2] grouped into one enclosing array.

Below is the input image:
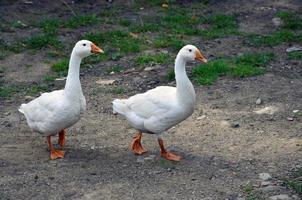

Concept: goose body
[[113, 44, 207, 161], [19, 40, 103, 159]]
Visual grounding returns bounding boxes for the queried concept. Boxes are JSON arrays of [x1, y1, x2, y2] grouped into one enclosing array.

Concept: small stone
[[259, 173, 272, 181], [197, 115, 206, 120], [261, 181, 271, 187], [95, 79, 116, 85], [144, 155, 156, 161], [136, 157, 144, 163], [55, 77, 67, 81], [256, 98, 262, 105], [110, 71, 115, 74], [287, 117, 294, 121], [269, 194, 291, 200], [293, 110, 299, 114], [272, 17, 282, 27], [286, 46, 302, 53], [144, 66, 160, 71], [231, 123, 240, 128]]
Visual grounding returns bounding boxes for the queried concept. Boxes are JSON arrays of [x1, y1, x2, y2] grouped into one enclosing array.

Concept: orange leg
[[131, 131, 147, 155], [47, 136, 65, 160], [58, 129, 66, 148], [158, 138, 181, 161]]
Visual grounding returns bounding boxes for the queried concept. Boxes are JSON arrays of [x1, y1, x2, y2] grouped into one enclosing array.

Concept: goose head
[[178, 44, 207, 63], [73, 40, 104, 58]]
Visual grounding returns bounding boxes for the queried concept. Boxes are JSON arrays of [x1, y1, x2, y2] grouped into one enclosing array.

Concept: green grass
[[285, 168, 302, 194], [84, 30, 144, 53], [192, 53, 275, 85], [106, 66, 123, 73], [109, 86, 126, 94], [135, 53, 171, 65], [200, 14, 239, 39], [130, 23, 160, 33], [26, 34, 61, 49], [247, 11, 302, 46], [44, 75, 56, 82], [0, 86, 17, 98], [64, 14, 100, 28], [51, 59, 69, 77], [26, 85, 48, 96], [277, 11, 302, 30], [153, 35, 185, 51], [288, 51, 302, 60], [37, 18, 61, 34], [247, 30, 298, 46], [166, 68, 175, 81]]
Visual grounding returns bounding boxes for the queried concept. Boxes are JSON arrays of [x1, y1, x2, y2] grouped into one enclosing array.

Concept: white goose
[[113, 45, 207, 161], [19, 40, 104, 160]]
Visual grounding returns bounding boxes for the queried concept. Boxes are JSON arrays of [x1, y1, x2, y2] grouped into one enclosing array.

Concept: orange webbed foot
[[50, 150, 65, 160], [161, 151, 181, 162], [131, 131, 147, 155]]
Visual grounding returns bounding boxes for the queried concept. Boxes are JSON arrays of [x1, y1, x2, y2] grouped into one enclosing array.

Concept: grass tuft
[[288, 51, 302, 60], [64, 14, 100, 28], [192, 53, 274, 85], [135, 53, 171, 65], [153, 35, 185, 51], [26, 34, 61, 49], [277, 11, 302, 30], [51, 59, 69, 77]]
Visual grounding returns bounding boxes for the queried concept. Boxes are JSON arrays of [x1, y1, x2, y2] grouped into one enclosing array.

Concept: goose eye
[[83, 44, 86, 46], [189, 49, 192, 52]]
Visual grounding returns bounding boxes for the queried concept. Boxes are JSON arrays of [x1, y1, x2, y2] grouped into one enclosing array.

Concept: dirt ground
[[0, 0, 302, 199]]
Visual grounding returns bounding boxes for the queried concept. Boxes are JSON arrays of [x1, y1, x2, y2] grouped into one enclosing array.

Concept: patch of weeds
[[109, 86, 126, 94], [51, 59, 69, 77], [26, 34, 61, 49], [37, 18, 61, 34], [247, 30, 297, 46], [160, 13, 200, 35], [166, 68, 175, 81], [192, 53, 274, 85], [130, 23, 160, 33], [84, 30, 144, 53], [44, 75, 56, 82], [0, 86, 17, 98], [285, 167, 302, 194], [153, 35, 185, 51], [106, 66, 123, 73], [26, 85, 48, 96], [193, 59, 230, 85], [200, 14, 239, 39], [242, 183, 265, 200], [64, 14, 100, 28], [83, 54, 109, 65], [118, 19, 131, 26], [288, 51, 302, 60], [277, 11, 302, 30], [135, 53, 171, 65]]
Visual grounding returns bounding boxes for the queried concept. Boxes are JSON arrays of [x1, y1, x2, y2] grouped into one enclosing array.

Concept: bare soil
[[0, 0, 301, 199]]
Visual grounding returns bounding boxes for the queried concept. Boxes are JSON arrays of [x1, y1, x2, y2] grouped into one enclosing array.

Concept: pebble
[[256, 98, 262, 105], [259, 173, 272, 181], [197, 115, 206, 120], [144, 155, 156, 161], [286, 46, 302, 53], [144, 66, 161, 71], [287, 117, 294, 121], [95, 79, 116, 85], [272, 17, 282, 27], [260, 185, 281, 192], [231, 123, 240, 128], [269, 194, 291, 200], [260, 181, 271, 187], [293, 110, 299, 113], [55, 77, 67, 81]]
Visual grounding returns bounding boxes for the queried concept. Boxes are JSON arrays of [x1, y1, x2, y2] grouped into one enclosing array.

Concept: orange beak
[[195, 49, 207, 63], [91, 43, 104, 54]]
